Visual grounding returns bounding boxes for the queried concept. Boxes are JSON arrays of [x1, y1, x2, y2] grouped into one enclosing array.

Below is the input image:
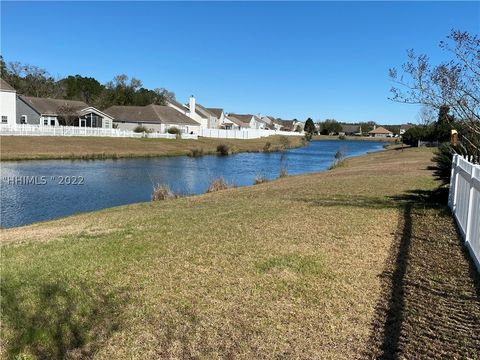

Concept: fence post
[[465, 166, 478, 245], [449, 154, 458, 208]]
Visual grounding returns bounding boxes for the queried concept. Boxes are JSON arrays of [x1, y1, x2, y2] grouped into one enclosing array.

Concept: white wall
[[0, 90, 16, 125], [115, 122, 165, 133]]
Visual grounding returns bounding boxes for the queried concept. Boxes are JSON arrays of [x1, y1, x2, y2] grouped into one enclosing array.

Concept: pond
[[0, 140, 386, 228]]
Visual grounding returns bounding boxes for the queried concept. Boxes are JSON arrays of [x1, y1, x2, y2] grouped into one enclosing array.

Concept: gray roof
[[206, 108, 224, 118], [228, 114, 254, 123], [341, 124, 360, 133], [194, 103, 213, 119], [0, 78, 16, 92], [19, 96, 88, 115], [167, 99, 187, 112], [105, 104, 200, 126]]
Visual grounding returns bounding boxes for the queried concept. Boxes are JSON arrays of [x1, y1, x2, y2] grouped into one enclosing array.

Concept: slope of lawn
[[0, 135, 304, 161], [2, 147, 479, 359]]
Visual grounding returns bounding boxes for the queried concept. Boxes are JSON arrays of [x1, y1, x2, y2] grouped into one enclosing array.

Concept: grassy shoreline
[[0, 135, 305, 161], [2, 146, 478, 359]]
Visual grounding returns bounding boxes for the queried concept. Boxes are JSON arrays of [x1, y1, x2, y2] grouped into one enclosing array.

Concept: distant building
[[400, 123, 415, 135], [340, 124, 361, 136], [17, 95, 113, 128], [0, 78, 17, 126], [368, 126, 393, 138], [105, 104, 200, 134]]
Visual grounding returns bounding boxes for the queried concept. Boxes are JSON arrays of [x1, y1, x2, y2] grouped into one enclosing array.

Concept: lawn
[[0, 135, 304, 161], [1, 147, 479, 359]]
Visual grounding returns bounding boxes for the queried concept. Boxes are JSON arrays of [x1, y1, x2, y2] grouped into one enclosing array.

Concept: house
[[16, 96, 113, 128], [368, 126, 393, 138], [168, 96, 222, 129], [274, 119, 295, 131], [400, 123, 415, 135], [0, 78, 17, 126], [340, 124, 361, 136], [206, 107, 227, 129], [227, 114, 264, 129], [220, 115, 241, 130], [104, 104, 200, 134]]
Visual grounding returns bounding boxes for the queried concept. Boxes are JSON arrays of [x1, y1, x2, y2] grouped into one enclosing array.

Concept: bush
[[167, 127, 181, 135], [254, 175, 269, 185], [338, 134, 346, 140], [263, 141, 272, 152], [431, 143, 468, 186], [151, 184, 177, 201], [216, 144, 230, 156], [188, 148, 204, 157], [402, 126, 426, 146], [133, 125, 149, 133], [279, 136, 290, 150], [207, 177, 231, 193], [279, 167, 288, 178]]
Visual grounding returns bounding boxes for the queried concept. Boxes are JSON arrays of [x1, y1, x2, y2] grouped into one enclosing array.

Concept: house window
[[20, 115, 27, 124], [1, 116, 7, 123], [43, 117, 48, 126], [50, 119, 55, 126]]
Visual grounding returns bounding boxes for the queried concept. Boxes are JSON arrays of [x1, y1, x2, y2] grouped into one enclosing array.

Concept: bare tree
[[57, 105, 79, 126], [389, 30, 480, 154]]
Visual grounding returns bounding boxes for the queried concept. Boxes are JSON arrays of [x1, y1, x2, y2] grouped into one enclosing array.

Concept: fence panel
[[449, 154, 480, 272], [198, 128, 302, 139]]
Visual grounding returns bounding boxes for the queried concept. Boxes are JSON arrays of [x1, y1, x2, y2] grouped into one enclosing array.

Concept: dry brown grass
[[0, 135, 304, 161], [206, 177, 231, 193], [151, 184, 177, 201], [2, 147, 478, 359]]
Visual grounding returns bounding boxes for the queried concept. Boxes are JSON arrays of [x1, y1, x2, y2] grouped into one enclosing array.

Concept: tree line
[[0, 56, 176, 110]]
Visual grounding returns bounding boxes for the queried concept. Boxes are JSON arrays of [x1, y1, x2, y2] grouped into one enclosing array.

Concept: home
[[220, 115, 241, 130], [0, 78, 17, 126], [16, 95, 113, 128], [400, 123, 415, 135], [368, 126, 393, 138], [340, 124, 361, 136], [206, 108, 226, 129], [261, 116, 281, 130], [104, 104, 200, 134], [273, 119, 295, 131], [228, 114, 266, 129], [168, 96, 222, 129]]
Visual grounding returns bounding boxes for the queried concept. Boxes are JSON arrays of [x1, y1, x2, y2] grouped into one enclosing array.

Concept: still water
[[1, 140, 385, 228]]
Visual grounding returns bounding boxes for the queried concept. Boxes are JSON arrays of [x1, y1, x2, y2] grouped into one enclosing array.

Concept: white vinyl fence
[[199, 128, 303, 139], [448, 154, 480, 272], [0, 124, 194, 139]]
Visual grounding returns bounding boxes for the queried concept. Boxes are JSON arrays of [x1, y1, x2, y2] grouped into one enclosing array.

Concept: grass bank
[[2, 147, 479, 358], [0, 135, 304, 161]]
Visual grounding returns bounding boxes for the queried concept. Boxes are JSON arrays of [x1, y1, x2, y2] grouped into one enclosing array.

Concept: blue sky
[[1, 1, 479, 124]]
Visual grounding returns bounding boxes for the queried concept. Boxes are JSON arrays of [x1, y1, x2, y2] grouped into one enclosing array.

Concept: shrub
[[188, 148, 204, 157], [207, 177, 231, 193], [151, 184, 177, 201], [338, 134, 346, 140], [279, 167, 288, 178], [133, 125, 149, 133], [216, 144, 230, 156], [254, 175, 269, 185], [263, 141, 272, 152], [167, 127, 181, 135], [431, 143, 468, 186], [279, 136, 290, 150]]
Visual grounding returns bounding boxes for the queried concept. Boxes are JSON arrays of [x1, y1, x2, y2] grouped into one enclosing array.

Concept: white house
[[105, 104, 201, 134], [0, 78, 17, 126], [368, 126, 393, 138], [17, 96, 113, 128], [228, 114, 266, 129]]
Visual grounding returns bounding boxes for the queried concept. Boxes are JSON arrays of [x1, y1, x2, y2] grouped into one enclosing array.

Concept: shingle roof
[[19, 96, 88, 115], [194, 103, 213, 119], [341, 124, 360, 133], [0, 78, 16, 92], [167, 99, 187, 112], [228, 114, 254, 123], [369, 126, 393, 134], [105, 104, 200, 126], [206, 108, 224, 118]]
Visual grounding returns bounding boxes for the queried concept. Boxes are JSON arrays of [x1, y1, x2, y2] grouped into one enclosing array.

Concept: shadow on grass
[[1, 275, 126, 359], [366, 188, 480, 358]]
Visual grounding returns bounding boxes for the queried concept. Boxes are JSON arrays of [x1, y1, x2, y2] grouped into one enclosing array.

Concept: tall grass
[[151, 184, 177, 201], [207, 177, 232, 192]]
